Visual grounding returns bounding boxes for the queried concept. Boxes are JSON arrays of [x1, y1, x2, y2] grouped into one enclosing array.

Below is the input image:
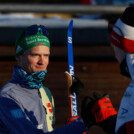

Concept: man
[[0, 24, 88, 134], [0, 24, 117, 134], [109, 6, 134, 134]]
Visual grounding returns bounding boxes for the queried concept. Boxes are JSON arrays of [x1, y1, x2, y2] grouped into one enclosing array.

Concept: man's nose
[[38, 56, 45, 64]]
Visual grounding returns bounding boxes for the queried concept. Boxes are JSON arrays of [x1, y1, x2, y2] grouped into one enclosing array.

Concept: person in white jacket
[[109, 6, 134, 134]]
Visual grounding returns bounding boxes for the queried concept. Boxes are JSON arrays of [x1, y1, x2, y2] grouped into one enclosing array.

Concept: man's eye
[[31, 54, 38, 56]]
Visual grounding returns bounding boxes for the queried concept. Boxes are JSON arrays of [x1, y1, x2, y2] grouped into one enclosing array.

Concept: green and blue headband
[[15, 25, 50, 56]]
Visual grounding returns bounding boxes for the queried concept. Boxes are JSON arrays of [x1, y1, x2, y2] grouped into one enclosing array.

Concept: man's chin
[[35, 69, 46, 72]]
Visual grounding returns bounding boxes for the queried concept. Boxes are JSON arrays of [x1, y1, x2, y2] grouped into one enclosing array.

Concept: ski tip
[[68, 19, 73, 33], [69, 20, 73, 26]]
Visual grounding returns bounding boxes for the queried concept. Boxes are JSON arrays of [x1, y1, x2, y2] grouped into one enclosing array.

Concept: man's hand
[[67, 116, 87, 134], [65, 71, 84, 95]]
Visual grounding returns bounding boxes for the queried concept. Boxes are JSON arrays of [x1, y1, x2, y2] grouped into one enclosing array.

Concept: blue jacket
[[0, 96, 87, 134], [0, 80, 87, 134]]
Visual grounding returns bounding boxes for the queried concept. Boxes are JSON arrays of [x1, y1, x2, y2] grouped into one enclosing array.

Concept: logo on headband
[[37, 28, 43, 35], [36, 43, 46, 45]]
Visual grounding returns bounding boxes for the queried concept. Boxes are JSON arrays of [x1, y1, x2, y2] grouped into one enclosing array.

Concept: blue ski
[[67, 20, 78, 117]]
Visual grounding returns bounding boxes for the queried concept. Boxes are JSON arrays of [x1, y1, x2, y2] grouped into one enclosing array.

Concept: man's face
[[16, 46, 50, 74]]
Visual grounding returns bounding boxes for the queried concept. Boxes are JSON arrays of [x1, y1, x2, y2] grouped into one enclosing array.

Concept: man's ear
[[15, 56, 20, 62], [15, 56, 18, 61], [15, 55, 22, 66], [15, 52, 25, 62]]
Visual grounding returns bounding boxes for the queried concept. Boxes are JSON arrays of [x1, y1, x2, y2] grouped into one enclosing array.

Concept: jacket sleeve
[[0, 97, 43, 134], [46, 118, 87, 134], [0, 97, 87, 134]]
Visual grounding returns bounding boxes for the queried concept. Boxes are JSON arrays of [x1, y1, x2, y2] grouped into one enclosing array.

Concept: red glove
[[81, 92, 117, 130], [90, 97, 117, 123]]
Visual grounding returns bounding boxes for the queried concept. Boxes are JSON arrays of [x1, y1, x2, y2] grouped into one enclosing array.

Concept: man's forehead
[[26, 46, 50, 54]]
